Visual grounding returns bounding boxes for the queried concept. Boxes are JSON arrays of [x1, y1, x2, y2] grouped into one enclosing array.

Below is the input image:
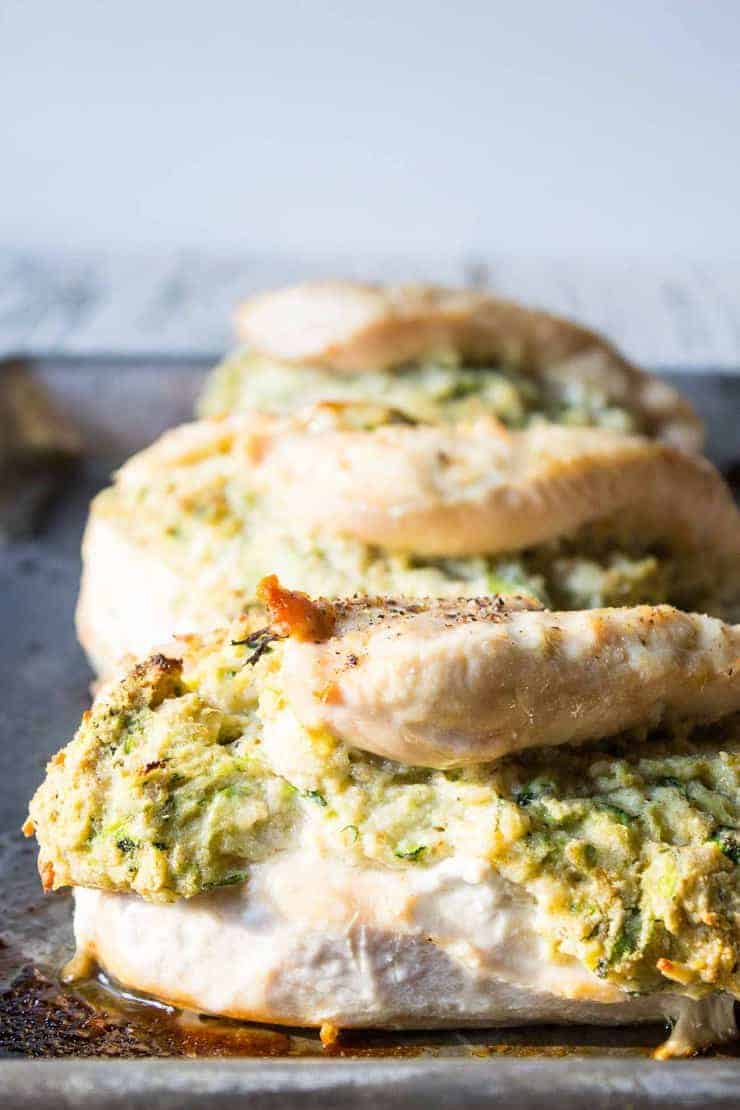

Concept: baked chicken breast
[[199, 281, 702, 452], [27, 581, 740, 1058], [77, 411, 739, 676]]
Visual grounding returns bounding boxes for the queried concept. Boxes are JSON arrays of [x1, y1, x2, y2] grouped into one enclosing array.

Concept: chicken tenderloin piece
[[76, 413, 740, 675], [257, 418, 738, 559], [199, 281, 702, 452], [27, 598, 740, 1057], [262, 580, 740, 767]]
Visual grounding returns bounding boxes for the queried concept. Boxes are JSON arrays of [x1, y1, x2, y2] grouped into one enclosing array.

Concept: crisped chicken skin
[[229, 281, 701, 450], [266, 584, 740, 767]]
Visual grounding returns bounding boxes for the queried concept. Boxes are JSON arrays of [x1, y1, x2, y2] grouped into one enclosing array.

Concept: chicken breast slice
[[236, 281, 702, 450], [263, 581, 740, 767], [72, 849, 736, 1058], [256, 417, 739, 558]]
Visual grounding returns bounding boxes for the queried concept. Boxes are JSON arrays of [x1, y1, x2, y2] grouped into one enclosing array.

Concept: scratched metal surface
[[0, 359, 738, 1107]]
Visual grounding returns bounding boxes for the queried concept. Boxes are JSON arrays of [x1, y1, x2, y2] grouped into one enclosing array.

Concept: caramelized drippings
[[4, 958, 738, 1060]]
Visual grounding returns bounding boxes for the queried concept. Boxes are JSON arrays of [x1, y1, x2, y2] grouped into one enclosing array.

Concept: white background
[[2, 1, 739, 259]]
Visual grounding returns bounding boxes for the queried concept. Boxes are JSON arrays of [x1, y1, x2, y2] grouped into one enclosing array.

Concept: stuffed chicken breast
[[77, 411, 740, 676], [27, 582, 740, 1058], [199, 282, 702, 453]]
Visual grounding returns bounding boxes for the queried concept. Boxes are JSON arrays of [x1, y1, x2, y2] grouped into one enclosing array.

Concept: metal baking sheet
[[1, 358, 739, 1107]]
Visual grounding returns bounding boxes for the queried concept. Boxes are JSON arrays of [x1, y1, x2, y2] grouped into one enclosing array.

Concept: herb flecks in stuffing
[[27, 634, 740, 999]]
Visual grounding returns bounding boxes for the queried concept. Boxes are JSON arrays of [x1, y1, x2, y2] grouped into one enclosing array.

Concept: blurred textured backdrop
[[1, 2, 739, 365], [2, 1, 739, 256]]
